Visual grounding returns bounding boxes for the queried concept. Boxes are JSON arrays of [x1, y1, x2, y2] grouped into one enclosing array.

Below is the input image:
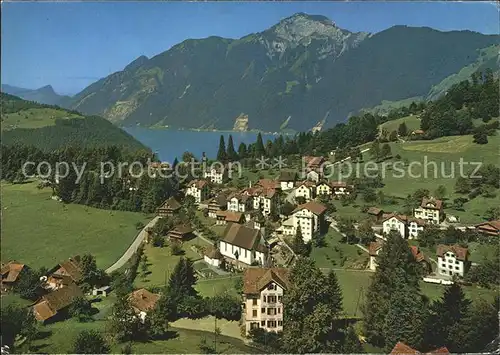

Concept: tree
[[484, 206, 500, 221], [237, 142, 247, 160], [452, 197, 468, 211], [140, 255, 149, 279], [108, 295, 142, 342], [80, 254, 107, 289], [152, 233, 164, 247], [357, 219, 374, 245], [13, 267, 42, 300], [255, 133, 266, 157], [72, 330, 110, 354], [182, 151, 195, 163], [380, 143, 391, 159], [291, 225, 307, 257], [388, 130, 398, 142], [1, 303, 38, 351], [473, 131, 488, 144], [210, 293, 241, 321], [149, 289, 177, 338], [167, 257, 198, 303], [362, 188, 377, 203], [363, 231, 421, 347], [282, 258, 344, 353], [216, 135, 227, 162], [226, 135, 238, 161], [398, 122, 408, 137], [69, 296, 93, 322], [424, 283, 471, 352], [370, 140, 380, 161], [434, 185, 447, 200]]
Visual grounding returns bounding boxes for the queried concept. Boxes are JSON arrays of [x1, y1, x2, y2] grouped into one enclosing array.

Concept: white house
[[277, 171, 297, 191], [242, 268, 289, 335], [291, 201, 326, 242], [437, 244, 470, 278], [244, 185, 278, 216], [316, 182, 332, 196], [294, 181, 316, 202], [306, 170, 320, 183], [382, 214, 425, 239], [186, 179, 209, 204], [204, 167, 227, 185], [330, 181, 352, 196], [276, 217, 296, 237], [414, 197, 443, 224], [219, 223, 268, 266], [204, 247, 223, 267], [227, 193, 252, 213], [368, 240, 384, 271]]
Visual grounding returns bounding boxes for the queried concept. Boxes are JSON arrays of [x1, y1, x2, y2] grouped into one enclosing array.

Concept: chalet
[[294, 180, 316, 202], [204, 166, 228, 184], [390, 342, 449, 354], [330, 181, 352, 196], [44, 274, 74, 291], [316, 181, 332, 196], [367, 207, 384, 222], [33, 283, 84, 322], [157, 197, 181, 217], [242, 268, 290, 335], [219, 223, 268, 266], [186, 179, 210, 204], [0, 261, 27, 292], [204, 247, 224, 267], [128, 288, 160, 322], [216, 211, 245, 225], [382, 214, 425, 239], [291, 201, 327, 242], [410, 246, 432, 275], [475, 220, 500, 236], [208, 194, 228, 218], [368, 240, 384, 271], [276, 217, 295, 237], [414, 197, 443, 224], [50, 256, 84, 284], [248, 187, 277, 216], [167, 224, 194, 241], [277, 171, 297, 191], [437, 244, 470, 278]]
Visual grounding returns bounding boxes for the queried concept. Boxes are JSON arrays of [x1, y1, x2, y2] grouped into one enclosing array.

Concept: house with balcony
[[203, 166, 228, 185], [227, 193, 253, 213], [208, 194, 228, 219], [291, 201, 327, 243], [330, 181, 353, 196], [475, 220, 500, 236], [437, 244, 470, 278], [414, 197, 443, 224], [294, 180, 316, 202], [382, 214, 425, 239], [277, 171, 297, 191], [242, 268, 290, 335], [316, 181, 332, 196]]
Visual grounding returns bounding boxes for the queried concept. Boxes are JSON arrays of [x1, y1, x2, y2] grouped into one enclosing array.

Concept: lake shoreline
[[121, 125, 295, 136]]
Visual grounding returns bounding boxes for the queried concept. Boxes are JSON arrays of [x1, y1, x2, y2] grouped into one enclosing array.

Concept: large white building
[[382, 214, 425, 239], [437, 244, 469, 278], [242, 268, 289, 335], [291, 201, 326, 242], [227, 193, 252, 213], [294, 181, 316, 202], [219, 223, 268, 266], [204, 167, 227, 185]]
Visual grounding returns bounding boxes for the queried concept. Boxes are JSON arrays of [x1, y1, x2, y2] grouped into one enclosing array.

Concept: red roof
[[420, 197, 443, 210], [369, 240, 384, 256], [292, 201, 327, 215], [475, 220, 500, 235], [390, 342, 449, 355], [436, 244, 468, 261], [410, 246, 426, 263], [188, 179, 208, 189]]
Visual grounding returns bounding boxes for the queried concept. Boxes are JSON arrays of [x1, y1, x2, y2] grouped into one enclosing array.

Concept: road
[[105, 216, 160, 274]]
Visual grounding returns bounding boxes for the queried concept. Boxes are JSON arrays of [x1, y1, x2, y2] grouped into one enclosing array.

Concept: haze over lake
[[124, 127, 281, 162]]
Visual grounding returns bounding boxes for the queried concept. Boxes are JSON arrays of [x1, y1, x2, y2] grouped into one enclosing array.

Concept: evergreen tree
[[370, 140, 380, 161], [325, 270, 343, 315], [237, 142, 247, 159], [226, 135, 238, 161], [255, 133, 266, 157], [424, 283, 471, 352], [149, 288, 177, 337], [216, 135, 227, 162], [380, 143, 392, 159], [282, 258, 344, 353], [291, 225, 307, 256], [72, 330, 110, 354], [108, 295, 142, 342], [434, 185, 447, 200], [167, 257, 198, 302], [362, 231, 421, 347], [398, 122, 408, 137], [342, 326, 363, 353]]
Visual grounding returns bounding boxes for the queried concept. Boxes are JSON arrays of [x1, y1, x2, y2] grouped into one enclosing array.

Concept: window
[[278, 321, 283, 327], [252, 310, 257, 317], [267, 321, 277, 328], [455, 266, 459, 270], [261, 308, 265, 313], [278, 296, 283, 303], [261, 321, 265, 326], [244, 249, 247, 258], [224, 243, 227, 252], [263, 296, 266, 302], [277, 308, 281, 314], [252, 299, 257, 306], [455, 261, 459, 264]]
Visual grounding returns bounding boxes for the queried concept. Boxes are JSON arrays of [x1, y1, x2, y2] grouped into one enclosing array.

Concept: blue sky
[[2, 1, 498, 95]]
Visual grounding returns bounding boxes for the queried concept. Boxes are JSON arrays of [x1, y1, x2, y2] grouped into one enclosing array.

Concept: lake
[[124, 127, 281, 162]]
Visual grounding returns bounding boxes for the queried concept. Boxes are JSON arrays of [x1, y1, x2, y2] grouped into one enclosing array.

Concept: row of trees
[[363, 231, 499, 352]]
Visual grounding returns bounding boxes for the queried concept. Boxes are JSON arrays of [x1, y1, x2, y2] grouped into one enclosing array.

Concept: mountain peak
[[124, 55, 149, 72], [37, 85, 56, 95]]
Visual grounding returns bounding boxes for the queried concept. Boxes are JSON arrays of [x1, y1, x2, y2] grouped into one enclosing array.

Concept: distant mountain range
[[3, 13, 499, 132], [1, 84, 71, 107]]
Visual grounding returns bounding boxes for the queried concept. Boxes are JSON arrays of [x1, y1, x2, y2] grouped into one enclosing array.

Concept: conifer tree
[[342, 326, 363, 353], [237, 142, 247, 159], [362, 231, 421, 347], [370, 140, 380, 161], [216, 135, 227, 162], [167, 257, 198, 302], [291, 225, 306, 256], [226, 135, 238, 161], [398, 122, 408, 137], [255, 132, 266, 157]]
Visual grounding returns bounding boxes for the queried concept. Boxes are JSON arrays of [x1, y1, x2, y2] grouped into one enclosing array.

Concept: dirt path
[[105, 216, 160, 274]]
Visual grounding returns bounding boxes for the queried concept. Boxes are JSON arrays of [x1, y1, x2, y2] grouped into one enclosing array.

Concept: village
[[2, 153, 499, 354]]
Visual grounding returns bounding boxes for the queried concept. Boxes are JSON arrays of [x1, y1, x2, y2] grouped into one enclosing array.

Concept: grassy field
[[310, 229, 369, 269], [379, 114, 421, 134], [1, 108, 82, 130], [1, 182, 151, 269]]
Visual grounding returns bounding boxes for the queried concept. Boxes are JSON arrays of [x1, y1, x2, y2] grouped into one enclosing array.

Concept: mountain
[[67, 13, 499, 132], [1, 84, 71, 106], [1, 92, 148, 152]]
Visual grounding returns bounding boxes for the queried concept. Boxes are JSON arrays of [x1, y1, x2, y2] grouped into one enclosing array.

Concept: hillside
[[0, 92, 148, 151], [64, 13, 498, 132]]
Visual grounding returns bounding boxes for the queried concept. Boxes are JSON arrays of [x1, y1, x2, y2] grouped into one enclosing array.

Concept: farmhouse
[[242, 268, 290, 335], [0, 261, 27, 292], [475, 220, 500, 236], [368, 240, 384, 271], [128, 288, 160, 322], [413, 197, 443, 224], [208, 194, 228, 218], [294, 180, 316, 202], [157, 197, 182, 217], [437, 244, 470, 278], [167, 224, 194, 241], [316, 181, 332, 196], [50, 256, 84, 284], [330, 181, 352, 196], [390, 342, 449, 354], [227, 193, 252, 213], [367, 207, 384, 222], [33, 282, 84, 322], [278, 171, 297, 191], [219, 223, 268, 266], [291, 201, 327, 243], [186, 179, 210, 204]]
